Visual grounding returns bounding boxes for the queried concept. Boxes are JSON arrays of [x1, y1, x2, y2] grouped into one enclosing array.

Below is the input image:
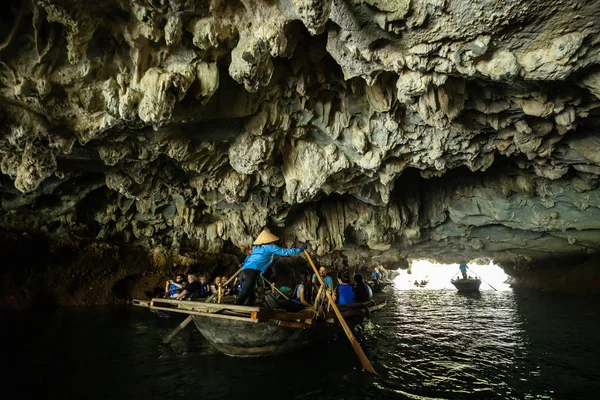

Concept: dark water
[[3, 290, 600, 399]]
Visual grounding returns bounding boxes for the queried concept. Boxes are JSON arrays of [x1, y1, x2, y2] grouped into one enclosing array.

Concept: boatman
[[235, 229, 307, 306], [459, 263, 468, 280]]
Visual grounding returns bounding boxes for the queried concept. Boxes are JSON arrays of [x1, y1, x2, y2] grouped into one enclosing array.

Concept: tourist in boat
[[210, 276, 222, 295], [459, 263, 468, 280], [235, 229, 307, 306], [371, 267, 381, 283], [353, 273, 372, 302], [332, 271, 355, 305], [165, 274, 185, 298], [175, 274, 201, 300], [290, 270, 313, 311], [311, 265, 333, 300], [198, 276, 210, 298], [221, 275, 232, 296]]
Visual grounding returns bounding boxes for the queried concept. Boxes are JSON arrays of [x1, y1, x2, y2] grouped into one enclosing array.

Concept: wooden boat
[[145, 296, 238, 317], [133, 298, 386, 357], [451, 278, 482, 292], [369, 280, 392, 293]]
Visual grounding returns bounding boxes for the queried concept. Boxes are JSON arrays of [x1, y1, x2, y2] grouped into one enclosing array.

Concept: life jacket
[[169, 280, 184, 296], [199, 283, 209, 297], [337, 284, 355, 305]]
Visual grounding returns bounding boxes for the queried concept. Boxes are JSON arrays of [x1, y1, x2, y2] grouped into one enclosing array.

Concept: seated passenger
[[198, 276, 210, 298], [176, 274, 201, 300], [312, 266, 333, 293], [332, 271, 355, 305], [371, 268, 380, 283], [165, 274, 185, 298], [290, 270, 313, 311], [210, 276, 222, 295], [221, 275, 232, 296], [353, 273, 372, 303]]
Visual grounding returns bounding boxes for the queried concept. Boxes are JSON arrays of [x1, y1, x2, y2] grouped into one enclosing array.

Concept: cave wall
[[0, 230, 243, 308], [1, 0, 600, 290]]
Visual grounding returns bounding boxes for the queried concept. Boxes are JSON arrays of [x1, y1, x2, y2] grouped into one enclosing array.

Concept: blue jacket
[[459, 264, 467, 273], [337, 284, 355, 305], [169, 280, 184, 296], [242, 244, 303, 274]]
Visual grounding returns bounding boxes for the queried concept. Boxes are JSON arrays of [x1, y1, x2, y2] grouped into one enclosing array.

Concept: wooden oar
[[466, 266, 498, 291], [260, 275, 290, 300], [163, 266, 243, 344], [163, 315, 193, 344], [206, 266, 243, 303], [304, 250, 377, 374]]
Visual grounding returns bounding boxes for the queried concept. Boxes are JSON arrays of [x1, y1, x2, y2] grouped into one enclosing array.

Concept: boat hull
[[192, 306, 378, 357], [451, 279, 482, 292], [192, 316, 327, 357], [133, 297, 385, 357]]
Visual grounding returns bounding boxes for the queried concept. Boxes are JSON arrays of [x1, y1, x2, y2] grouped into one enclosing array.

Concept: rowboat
[[133, 297, 386, 357], [450, 278, 482, 292], [369, 280, 392, 293]]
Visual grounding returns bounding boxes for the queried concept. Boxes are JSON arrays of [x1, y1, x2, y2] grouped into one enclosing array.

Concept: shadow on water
[[3, 290, 600, 399]]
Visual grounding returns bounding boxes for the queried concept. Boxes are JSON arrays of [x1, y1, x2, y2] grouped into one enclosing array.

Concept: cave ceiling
[[1, 0, 600, 270]]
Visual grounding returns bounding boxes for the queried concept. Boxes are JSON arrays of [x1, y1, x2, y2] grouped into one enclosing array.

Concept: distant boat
[[451, 278, 482, 292]]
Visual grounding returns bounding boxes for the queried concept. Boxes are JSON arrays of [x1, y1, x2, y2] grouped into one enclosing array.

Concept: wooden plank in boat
[[150, 305, 259, 323], [255, 309, 316, 322], [328, 302, 387, 319], [133, 299, 150, 308], [277, 320, 311, 329], [151, 298, 260, 313]]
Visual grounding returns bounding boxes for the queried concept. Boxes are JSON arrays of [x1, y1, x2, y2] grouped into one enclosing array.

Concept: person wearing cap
[[235, 229, 307, 306]]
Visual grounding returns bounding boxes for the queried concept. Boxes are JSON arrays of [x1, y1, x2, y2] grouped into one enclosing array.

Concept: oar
[[304, 250, 377, 374], [163, 315, 193, 344], [206, 266, 243, 303], [163, 266, 243, 344], [466, 266, 498, 291], [261, 275, 290, 300]]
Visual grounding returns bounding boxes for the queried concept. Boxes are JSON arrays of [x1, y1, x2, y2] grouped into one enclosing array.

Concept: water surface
[[3, 290, 599, 399]]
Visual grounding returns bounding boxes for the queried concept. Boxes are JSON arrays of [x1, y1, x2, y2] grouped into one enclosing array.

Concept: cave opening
[[395, 259, 511, 291]]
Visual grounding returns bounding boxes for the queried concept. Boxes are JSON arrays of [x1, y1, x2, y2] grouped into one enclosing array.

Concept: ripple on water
[[3, 290, 600, 399]]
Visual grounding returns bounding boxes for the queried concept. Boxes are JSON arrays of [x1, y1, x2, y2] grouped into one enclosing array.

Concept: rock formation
[[1, 0, 600, 296]]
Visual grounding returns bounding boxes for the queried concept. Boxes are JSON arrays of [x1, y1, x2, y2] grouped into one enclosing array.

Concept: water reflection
[[365, 290, 529, 398]]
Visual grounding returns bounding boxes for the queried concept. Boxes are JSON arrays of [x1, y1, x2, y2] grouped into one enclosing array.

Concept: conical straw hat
[[253, 229, 279, 245]]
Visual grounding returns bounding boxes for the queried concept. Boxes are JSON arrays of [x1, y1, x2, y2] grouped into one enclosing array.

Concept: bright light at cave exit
[[393, 260, 511, 291]]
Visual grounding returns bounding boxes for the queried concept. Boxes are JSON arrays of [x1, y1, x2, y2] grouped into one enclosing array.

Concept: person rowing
[[235, 229, 307, 306], [459, 263, 468, 280]]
